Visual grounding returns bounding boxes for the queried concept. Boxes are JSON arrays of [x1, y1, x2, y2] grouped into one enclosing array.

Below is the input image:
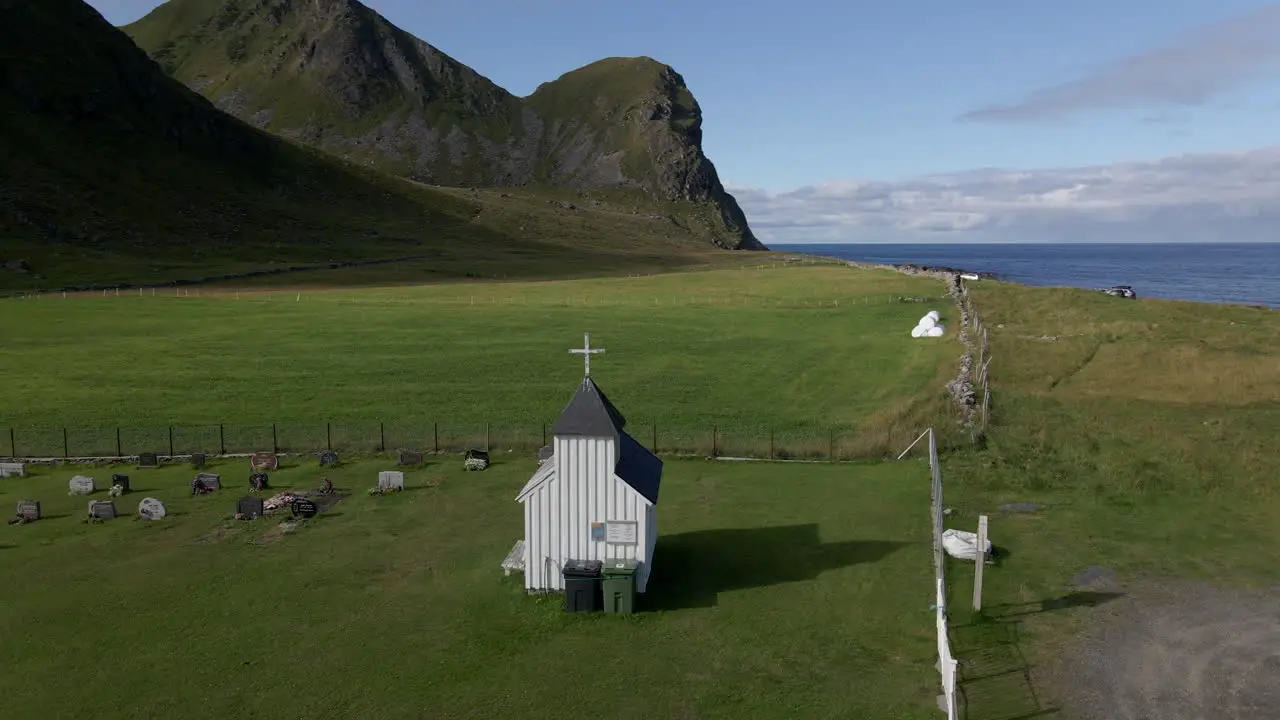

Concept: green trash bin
[[601, 559, 639, 614]]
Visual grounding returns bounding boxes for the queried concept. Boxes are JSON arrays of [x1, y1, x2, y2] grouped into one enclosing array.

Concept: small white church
[[513, 333, 663, 594]]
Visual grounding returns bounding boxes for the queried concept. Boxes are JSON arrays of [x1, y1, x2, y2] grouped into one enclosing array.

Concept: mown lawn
[[0, 266, 964, 458], [0, 456, 940, 720]]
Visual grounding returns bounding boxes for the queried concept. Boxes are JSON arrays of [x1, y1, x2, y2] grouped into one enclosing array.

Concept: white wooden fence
[[929, 428, 959, 719]]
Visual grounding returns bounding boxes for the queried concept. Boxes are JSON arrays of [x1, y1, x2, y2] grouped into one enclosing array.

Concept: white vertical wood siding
[[522, 433, 654, 592]]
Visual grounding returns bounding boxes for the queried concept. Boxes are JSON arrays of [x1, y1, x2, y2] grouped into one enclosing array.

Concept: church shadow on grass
[[640, 524, 911, 612]]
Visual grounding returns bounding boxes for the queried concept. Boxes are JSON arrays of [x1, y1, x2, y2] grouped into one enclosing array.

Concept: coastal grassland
[[0, 457, 942, 720], [0, 266, 964, 458], [936, 283, 1280, 719]]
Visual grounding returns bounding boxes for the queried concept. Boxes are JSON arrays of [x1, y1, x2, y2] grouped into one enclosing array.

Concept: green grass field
[[0, 456, 941, 720], [0, 266, 963, 459], [932, 283, 1280, 718]]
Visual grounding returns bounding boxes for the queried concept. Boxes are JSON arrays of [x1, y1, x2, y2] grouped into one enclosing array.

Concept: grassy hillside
[[122, 0, 763, 248], [935, 284, 1280, 720], [0, 0, 765, 292]]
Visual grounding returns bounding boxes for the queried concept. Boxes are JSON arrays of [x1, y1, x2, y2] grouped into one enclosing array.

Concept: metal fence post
[[712, 425, 718, 457], [652, 422, 657, 454], [326, 422, 332, 451], [63, 427, 69, 459], [271, 424, 278, 454], [8, 427, 14, 458], [115, 427, 122, 457], [829, 428, 834, 461], [542, 423, 546, 448], [379, 422, 385, 452], [168, 426, 174, 457], [219, 424, 225, 455], [485, 423, 490, 453], [433, 422, 439, 453], [770, 429, 774, 460]]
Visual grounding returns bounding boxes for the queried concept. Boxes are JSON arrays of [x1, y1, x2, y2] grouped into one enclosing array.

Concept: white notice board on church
[[606, 521, 638, 545]]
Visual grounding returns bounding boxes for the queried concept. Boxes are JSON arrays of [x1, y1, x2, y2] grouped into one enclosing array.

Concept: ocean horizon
[[772, 242, 1280, 308]]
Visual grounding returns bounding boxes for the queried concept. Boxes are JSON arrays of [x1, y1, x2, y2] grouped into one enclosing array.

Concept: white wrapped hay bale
[[941, 528, 992, 561], [918, 315, 937, 330], [925, 325, 945, 337], [911, 325, 926, 338], [926, 310, 941, 322]]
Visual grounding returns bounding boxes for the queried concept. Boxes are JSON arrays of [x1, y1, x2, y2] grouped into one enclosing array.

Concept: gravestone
[[249, 472, 269, 491], [16, 500, 40, 521], [137, 497, 166, 520], [0, 461, 26, 478], [377, 471, 405, 492], [250, 452, 278, 472], [191, 453, 206, 469], [463, 449, 490, 471], [88, 500, 117, 520], [68, 475, 96, 495], [237, 496, 265, 520], [137, 452, 159, 469], [398, 450, 423, 466], [318, 450, 339, 467], [536, 446, 553, 465], [111, 474, 131, 494], [192, 472, 221, 494], [291, 498, 318, 519]]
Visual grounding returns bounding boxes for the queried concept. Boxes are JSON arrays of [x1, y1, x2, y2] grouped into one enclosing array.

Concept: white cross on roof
[[569, 332, 605, 377]]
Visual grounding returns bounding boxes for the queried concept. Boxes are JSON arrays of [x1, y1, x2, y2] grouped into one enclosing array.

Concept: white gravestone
[[68, 475, 96, 495], [377, 471, 405, 492], [138, 497, 167, 520]]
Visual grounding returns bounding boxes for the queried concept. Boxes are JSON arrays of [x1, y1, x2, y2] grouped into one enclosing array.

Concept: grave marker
[[291, 498, 318, 519], [237, 496, 265, 519], [137, 452, 159, 469], [16, 499, 40, 521], [249, 472, 269, 491], [464, 449, 490, 471], [318, 450, 339, 467], [250, 452, 278, 472], [377, 471, 405, 492], [68, 475, 96, 495], [536, 446, 553, 465], [0, 461, 26, 478], [111, 474, 131, 494], [88, 500, 117, 520], [398, 450, 423, 466], [137, 497, 166, 520], [192, 472, 221, 494]]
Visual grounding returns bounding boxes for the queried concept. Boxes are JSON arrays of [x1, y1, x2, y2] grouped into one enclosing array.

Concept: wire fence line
[[0, 421, 942, 464], [959, 279, 993, 439]]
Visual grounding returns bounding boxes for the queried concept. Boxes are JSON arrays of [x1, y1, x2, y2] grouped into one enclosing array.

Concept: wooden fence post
[[973, 515, 989, 611]]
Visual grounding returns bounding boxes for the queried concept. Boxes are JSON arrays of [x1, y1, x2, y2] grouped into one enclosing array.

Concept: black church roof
[[551, 377, 627, 437]]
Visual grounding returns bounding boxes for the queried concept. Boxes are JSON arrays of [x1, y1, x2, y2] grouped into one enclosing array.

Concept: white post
[[973, 514, 989, 611]]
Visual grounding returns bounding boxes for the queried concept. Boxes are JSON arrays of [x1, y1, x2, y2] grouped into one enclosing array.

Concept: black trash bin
[[561, 559, 603, 613]]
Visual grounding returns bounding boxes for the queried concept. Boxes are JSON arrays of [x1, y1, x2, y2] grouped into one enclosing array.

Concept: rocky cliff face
[[124, 0, 764, 249]]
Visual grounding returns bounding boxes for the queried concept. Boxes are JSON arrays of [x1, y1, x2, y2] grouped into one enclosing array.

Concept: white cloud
[[730, 146, 1280, 243], [960, 4, 1280, 123]]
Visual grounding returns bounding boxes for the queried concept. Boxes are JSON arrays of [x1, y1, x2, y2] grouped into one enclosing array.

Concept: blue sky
[[90, 0, 1280, 243]]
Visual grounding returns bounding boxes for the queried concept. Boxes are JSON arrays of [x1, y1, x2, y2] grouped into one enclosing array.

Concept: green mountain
[[0, 0, 764, 292], [122, 0, 763, 250]]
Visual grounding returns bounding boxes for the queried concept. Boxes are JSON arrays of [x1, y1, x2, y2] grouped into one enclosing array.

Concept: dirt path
[[1056, 583, 1280, 720]]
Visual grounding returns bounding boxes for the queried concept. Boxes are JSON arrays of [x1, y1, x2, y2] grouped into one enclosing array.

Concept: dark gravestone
[[237, 496, 265, 520], [537, 446, 553, 464], [192, 472, 221, 494], [463, 449, 490, 471], [191, 453, 206, 469], [399, 450, 423, 466], [249, 472, 269, 491], [291, 498, 318, 519], [111, 474, 131, 493], [17, 500, 40, 521], [137, 452, 159, 469], [88, 500, 117, 520], [318, 450, 338, 467], [250, 452, 279, 472]]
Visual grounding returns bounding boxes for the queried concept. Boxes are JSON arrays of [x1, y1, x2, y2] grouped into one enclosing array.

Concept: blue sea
[[772, 243, 1280, 308]]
